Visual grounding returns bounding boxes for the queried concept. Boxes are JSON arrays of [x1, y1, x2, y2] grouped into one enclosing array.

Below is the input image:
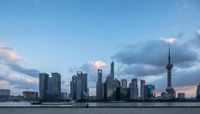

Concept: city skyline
[[0, 0, 200, 98]]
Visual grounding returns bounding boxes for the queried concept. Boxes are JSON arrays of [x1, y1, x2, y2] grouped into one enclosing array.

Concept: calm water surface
[[0, 102, 200, 106]]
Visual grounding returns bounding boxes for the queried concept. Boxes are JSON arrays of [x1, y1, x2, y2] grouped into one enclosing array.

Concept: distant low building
[[23, 91, 38, 101], [161, 92, 168, 99], [0, 89, 10, 100], [89, 96, 96, 101], [61, 92, 68, 100], [177, 93, 185, 100], [10, 95, 24, 101]]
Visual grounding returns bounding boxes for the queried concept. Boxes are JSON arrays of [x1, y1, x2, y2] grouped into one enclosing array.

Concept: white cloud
[[79, 60, 108, 96], [113, 31, 200, 97], [160, 37, 176, 43], [87, 60, 107, 69], [0, 42, 39, 95], [0, 43, 23, 64], [196, 29, 200, 35]]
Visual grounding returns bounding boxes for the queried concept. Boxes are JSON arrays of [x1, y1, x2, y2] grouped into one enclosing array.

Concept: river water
[[0, 101, 200, 106]]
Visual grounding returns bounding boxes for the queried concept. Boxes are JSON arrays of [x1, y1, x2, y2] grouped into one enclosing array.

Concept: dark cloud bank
[[112, 31, 200, 93]]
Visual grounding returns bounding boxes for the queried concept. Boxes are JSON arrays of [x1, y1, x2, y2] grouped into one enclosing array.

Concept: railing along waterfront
[[0, 106, 200, 109]]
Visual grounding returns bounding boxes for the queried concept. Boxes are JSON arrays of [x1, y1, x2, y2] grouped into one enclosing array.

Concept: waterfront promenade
[[0, 106, 200, 114]]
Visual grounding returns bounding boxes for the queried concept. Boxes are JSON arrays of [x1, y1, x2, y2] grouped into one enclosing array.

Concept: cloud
[[81, 61, 107, 71], [160, 37, 176, 43], [197, 29, 200, 35], [112, 39, 198, 77], [9, 64, 39, 78], [0, 43, 22, 64], [118, 64, 165, 77], [79, 60, 107, 96], [0, 42, 39, 95], [195, 29, 200, 45], [175, 0, 200, 16], [80, 60, 107, 82], [175, 86, 197, 98], [151, 65, 200, 97], [189, 29, 200, 48], [112, 30, 200, 97], [0, 70, 38, 92], [0, 43, 39, 78]]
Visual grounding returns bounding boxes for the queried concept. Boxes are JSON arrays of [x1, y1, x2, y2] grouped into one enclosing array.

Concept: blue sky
[[0, 0, 200, 97]]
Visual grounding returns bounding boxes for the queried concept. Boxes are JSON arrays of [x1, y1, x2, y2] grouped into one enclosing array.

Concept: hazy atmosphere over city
[[0, 0, 200, 98]]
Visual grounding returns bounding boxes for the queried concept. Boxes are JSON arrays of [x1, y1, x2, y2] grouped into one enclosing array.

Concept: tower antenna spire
[[168, 43, 171, 64]]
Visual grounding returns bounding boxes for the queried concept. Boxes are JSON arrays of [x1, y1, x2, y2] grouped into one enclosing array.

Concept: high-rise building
[[114, 79, 121, 100], [76, 71, 88, 100], [39, 73, 61, 101], [104, 61, 121, 101], [0, 89, 10, 100], [196, 83, 200, 100], [120, 79, 128, 100], [140, 80, 145, 100], [104, 75, 115, 101], [70, 75, 77, 100], [144, 85, 156, 100], [39, 73, 49, 101], [47, 76, 53, 99], [129, 78, 139, 100], [70, 71, 88, 100], [121, 79, 127, 88], [165, 44, 176, 99], [51, 73, 61, 100], [96, 69, 104, 100], [110, 61, 114, 80]]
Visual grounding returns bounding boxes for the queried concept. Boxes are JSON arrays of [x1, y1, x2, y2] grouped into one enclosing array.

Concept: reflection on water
[[0, 102, 200, 106]]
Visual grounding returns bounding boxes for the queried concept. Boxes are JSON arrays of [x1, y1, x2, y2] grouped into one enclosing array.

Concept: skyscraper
[[39, 73, 61, 101], [114, 79, 121, 100], [47, 76, 53, 99], [70, 71, 89, 100], [121, 79, 127, 88], [96, 69, 104, 100], [165, 44, 176, 99], [144, 85, 156, 100], [77, 71, 88, 100], [104, 75, 116, 101], [129, 78, 139, 100], [140, 80, 146, 100], [110, 61, 114, 80], [120, 79, 128, 100], [51, 73, 61, 100], [70, 75, 77, 100], [39, 73, 49, 101], [196, 83, 200, 100]]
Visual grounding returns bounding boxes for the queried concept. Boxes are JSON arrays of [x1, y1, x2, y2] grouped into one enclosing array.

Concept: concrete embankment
[[0, 106, 200, 114]]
